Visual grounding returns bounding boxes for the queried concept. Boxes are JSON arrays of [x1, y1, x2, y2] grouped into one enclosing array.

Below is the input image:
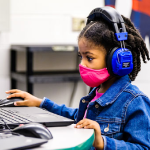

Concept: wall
[[10, 0, 104, 44], [0, 0, 149, 107], [0, 33, 10, 98], [0, 0, 10, 98]]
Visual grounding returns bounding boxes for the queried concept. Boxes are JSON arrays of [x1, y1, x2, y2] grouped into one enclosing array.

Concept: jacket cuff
[[102, 136, 116, 150], [39, 97, 46, 108], [102, 136, 106, 150], [40, 97, 54, 111]]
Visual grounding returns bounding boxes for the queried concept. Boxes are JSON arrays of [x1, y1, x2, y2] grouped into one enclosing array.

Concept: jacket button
[[82, 99, 85, 103], [104, 124, 109, 132], [104, 127, 109, 132], [95, 104, 99, 108]]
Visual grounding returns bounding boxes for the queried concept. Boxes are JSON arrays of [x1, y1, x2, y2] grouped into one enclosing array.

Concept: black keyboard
[[0, 108, 32, 124]]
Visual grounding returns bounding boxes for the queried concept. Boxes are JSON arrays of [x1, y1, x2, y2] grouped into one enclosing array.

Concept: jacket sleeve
[[40, 97, 78, 120], [102, 95, 150, 150]]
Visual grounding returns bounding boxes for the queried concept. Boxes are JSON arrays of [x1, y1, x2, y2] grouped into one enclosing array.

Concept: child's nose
[[80, 61, 86, 67]]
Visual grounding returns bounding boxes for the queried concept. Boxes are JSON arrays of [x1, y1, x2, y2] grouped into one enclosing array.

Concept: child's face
[[78, 38, 107, 70]]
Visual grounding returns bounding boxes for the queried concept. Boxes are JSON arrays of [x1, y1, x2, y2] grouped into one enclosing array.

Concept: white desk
[[33, 124, 94, 150]]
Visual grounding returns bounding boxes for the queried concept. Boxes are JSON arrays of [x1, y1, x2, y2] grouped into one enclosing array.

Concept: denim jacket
[[40, 75, 150, 150]]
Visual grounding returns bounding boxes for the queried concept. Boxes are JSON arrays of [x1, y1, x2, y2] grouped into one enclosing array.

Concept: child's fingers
[[5, 89, 21, 94], [84, 124, 94, 129], [7, 93, 24, 99], [75, 119, 85, 126], [74, 120, 85, 128], [77, 118, 90, 125], [77, 122, 89, 128], [14, 100, 27, 106], [80, 120, 90, 127], [75, 119, 90, 128]]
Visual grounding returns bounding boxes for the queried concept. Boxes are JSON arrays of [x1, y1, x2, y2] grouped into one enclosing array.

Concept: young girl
[[6, 7, 150, 150]]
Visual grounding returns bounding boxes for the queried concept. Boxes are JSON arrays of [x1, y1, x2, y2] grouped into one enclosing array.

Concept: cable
[[0, 117, 11, 131], [0, 116, 21, 137]]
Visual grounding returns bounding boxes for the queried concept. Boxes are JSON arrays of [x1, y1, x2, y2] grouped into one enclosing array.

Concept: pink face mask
[[79, 64, 110, 87]]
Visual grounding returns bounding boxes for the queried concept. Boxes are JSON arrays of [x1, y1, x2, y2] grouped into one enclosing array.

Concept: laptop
[[0, 107, 74, 129], [0, 132, 47, 150]]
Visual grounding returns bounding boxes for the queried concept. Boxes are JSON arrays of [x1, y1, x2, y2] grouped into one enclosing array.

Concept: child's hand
[[6, 89, 42, 107], [74, 118, 104, 150]]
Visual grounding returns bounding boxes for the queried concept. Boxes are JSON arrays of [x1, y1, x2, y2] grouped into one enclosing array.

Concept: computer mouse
[[0, 97, 24, 107], [12, 123, 53, 140]]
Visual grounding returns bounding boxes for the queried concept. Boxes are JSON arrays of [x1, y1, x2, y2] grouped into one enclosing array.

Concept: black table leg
[[26, 48, 33, 94], [11, 50, 17, 89]]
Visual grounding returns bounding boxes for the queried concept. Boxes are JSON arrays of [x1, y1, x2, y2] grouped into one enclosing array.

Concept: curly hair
[[78, 15, 150, 81]]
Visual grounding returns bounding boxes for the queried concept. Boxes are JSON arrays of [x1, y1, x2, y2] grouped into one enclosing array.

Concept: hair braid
[[122, 16, 150, 61], [78, 15, 150, 81], [136, 48, 141, 72]]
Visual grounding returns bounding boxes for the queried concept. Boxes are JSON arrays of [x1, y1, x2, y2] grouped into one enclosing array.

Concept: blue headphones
[[86, 6, 133, 76]]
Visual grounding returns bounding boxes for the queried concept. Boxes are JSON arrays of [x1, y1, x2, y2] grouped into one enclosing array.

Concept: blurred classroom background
[[0, 0, 149, 108]]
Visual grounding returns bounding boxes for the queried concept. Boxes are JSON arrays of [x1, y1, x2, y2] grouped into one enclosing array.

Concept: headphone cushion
[[106, 47, 119, 76], [106, 47, 133, 76]]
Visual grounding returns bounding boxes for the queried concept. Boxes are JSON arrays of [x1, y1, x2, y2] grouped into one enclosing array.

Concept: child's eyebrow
[[78, 51, 94, 55]]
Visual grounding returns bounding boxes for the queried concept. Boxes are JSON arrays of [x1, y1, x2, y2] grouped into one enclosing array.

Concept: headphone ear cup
[[106, 47, 133, 76], [106, 47, 119, 76]]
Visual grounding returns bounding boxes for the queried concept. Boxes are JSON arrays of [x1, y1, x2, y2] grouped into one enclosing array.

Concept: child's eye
[[87, 56, 93, 62]]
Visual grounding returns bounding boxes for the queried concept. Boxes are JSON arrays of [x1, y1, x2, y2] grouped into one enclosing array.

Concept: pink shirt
[[84, 89, 103, 118]]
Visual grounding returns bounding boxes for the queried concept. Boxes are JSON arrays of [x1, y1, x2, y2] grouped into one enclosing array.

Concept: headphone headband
[[87, 6, 127, 41]]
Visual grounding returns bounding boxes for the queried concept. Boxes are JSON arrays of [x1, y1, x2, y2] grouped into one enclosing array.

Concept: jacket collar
[[89, 75, 131, 107]]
